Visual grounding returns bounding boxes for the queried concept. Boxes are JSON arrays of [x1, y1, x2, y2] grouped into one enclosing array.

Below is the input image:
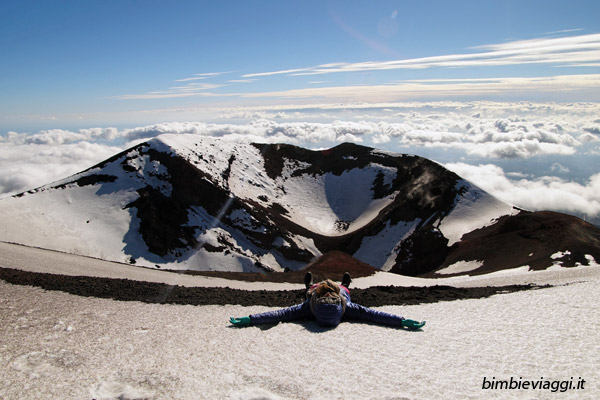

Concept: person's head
[[309, 279, 346, 327]]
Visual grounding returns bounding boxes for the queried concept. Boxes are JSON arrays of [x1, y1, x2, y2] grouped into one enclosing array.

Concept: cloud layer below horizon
[[2, 101, 599, 224]]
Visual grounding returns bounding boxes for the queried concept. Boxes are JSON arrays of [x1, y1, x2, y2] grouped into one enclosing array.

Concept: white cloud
[[583, 124, 600, 135], [1, 128, 122, 146], [118, 92, 203, 100], [242, 33, 600, 77], [445, 162, 600, 221], [546, 29, 584, 35], [237, 74, 600, 102], [2, 101, 600, 228], [227, 79, 257, 83], [169, 83, 224, 92], [550, 162, 570, 174], [175, 72, 231, 82], [579, 132, 600, 143], [0, 141, 123, 196], [174, 77, 208, 82]]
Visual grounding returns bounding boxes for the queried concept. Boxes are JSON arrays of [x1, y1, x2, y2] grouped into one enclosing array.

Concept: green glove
[[401, 319, 426, 330], [230, 316, 251, 327]]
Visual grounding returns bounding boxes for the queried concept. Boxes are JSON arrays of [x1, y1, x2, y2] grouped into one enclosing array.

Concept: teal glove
[[401, 319, 426, 330], [230, 316, 251, 327]]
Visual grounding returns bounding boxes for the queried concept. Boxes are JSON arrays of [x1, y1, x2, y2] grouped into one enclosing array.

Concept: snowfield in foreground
[[1, 244, 599, 399]]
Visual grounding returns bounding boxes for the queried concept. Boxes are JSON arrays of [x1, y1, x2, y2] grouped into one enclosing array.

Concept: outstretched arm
[[344, 303, 425, 329], [230, 302, 312, 326]]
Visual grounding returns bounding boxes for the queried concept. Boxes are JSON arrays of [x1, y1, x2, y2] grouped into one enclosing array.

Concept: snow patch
[[551, 250, 572, 259], [547, 263, 566, 271], [549, 250, 573, 269], [438, 180, 516, 246], [579, 254, 599, 267], [271, 166, 397, 236], [125, 152, 172, 196], [10, 349, 81, 380], [435, 260, 483, 275], [484, 265, 532, 276], [0, 185, 136, 263], [232, 388, 285, 400], [353, 220, 420, 270], [229, 208, 267, 233], [90, 380, 155, 400]]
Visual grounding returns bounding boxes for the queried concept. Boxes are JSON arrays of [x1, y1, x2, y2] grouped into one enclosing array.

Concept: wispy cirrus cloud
[[545, 28, 584, 35], [174, 77, 208, 82], [227, 79, 257, 83], [120, 72, 232, 99], [118, 92, 217, 100], [168, 83, 225, 92], [238, 74, 600, 102], [120, 73, 600, 101], [175, 72, 231, 82], [117, 33, 600, 103], [119, 83, 227, 100], [242, 33, 600, 77]]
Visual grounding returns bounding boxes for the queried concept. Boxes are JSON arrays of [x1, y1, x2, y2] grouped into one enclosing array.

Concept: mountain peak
[[1, 135, 598, 276]]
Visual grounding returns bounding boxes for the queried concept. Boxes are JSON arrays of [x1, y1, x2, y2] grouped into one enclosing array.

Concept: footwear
[[304, 271, 313, 289], [342, 272, 351, 288]]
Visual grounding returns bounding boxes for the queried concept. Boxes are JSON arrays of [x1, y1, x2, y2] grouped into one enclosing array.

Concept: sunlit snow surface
[[1, 243, 599, 399], [438, 179, 517, 246]]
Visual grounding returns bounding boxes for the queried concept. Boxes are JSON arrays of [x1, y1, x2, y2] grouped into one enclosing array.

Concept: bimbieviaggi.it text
[[482, 376, 586, 393]]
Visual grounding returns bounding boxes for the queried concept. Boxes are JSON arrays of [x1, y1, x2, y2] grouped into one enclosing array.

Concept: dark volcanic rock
[[0, 266, 548, 307], [427, 211, 600, 277], [392, 227, 450, 276]]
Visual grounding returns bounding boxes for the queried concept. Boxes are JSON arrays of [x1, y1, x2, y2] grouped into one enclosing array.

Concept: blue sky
[[1, 0, 599, 130], [1, 1, 600, 225]]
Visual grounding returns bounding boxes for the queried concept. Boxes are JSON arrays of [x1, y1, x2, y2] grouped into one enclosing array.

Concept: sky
[[1, 0, 600, 225]]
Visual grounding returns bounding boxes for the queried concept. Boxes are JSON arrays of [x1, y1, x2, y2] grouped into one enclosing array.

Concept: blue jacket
[[249, 288, 405, 328]]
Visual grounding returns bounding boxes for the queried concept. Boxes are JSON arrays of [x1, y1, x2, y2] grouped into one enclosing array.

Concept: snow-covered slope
[[1, 135, 598, 275], [1, 262, 599, 400]]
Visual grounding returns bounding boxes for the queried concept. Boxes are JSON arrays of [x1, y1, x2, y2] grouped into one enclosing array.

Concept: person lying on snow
[[230, 272, 425, 330]]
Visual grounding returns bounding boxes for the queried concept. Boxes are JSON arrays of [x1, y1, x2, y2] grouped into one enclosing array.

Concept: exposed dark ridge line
[[0, 266, 549, 307]]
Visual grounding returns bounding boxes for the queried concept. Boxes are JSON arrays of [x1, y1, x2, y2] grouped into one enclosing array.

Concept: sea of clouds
[[1, 101, 599, 225]]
